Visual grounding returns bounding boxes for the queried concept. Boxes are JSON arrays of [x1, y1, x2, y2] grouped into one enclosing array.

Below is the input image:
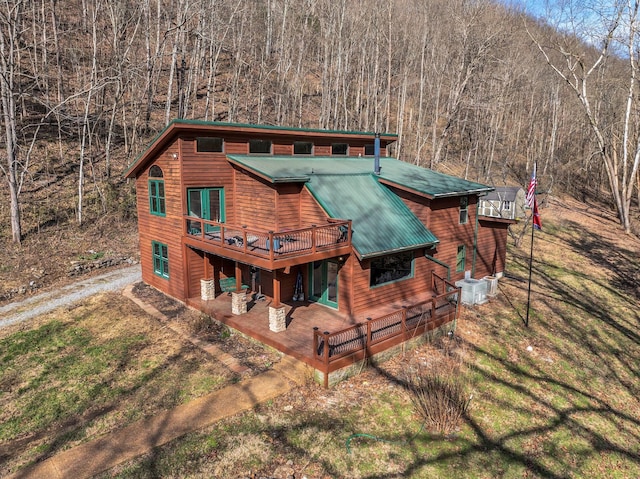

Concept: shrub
[[405, 349, 471, 435]]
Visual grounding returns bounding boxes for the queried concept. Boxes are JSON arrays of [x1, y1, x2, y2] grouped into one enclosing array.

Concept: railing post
[[313, 327, 319, 359], [311, 225, 317, 253], [242, 225, 248, 252], [323, 331, 330, 388], [431, 298, 436, 327], [268, 231, 274, 260], [402, 306, 407, 340], [366, 317, 372, 346]]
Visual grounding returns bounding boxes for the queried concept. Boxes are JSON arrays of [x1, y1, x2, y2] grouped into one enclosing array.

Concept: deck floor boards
[[186, 289, 441, 368]]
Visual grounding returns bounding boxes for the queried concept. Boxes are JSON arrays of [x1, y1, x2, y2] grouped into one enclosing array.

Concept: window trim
[[459, 196, 469, 224], [196, 137, 224, 153], [364, 144, 375, 156], [331, 143, 349, 155], [152, 241, 169, 279], [293, 141, 314, 155], [249, 139, 272, 154], [187, 187, 225, 223], [369, 251, 414, 288], [148, 165, 166, 217]]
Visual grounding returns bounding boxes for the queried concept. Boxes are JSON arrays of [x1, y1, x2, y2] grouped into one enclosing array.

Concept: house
[[479, 186, 526, 221], [125, 120, 507, 386]]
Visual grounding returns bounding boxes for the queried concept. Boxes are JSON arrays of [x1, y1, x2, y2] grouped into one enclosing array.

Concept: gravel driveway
[[0, 264, 142, 329]]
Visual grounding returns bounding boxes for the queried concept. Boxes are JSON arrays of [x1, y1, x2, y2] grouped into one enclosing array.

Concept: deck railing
[[184, 217, 351, 261], [313, 271, 460, 387]]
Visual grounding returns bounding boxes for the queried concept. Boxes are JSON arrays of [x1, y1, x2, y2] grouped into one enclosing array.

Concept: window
[[456, 245, 466, 273], [459, 196, 469, 224], [293, 141, 313, 155], [196, 137, 223, 152], [502, 201, 511, 211], [331, 143, 348, 155], [249, 139, 272, 154], [187, 188, 224, 223], [370, 252, 414, 287], [364, 144, 375, 156], [152, 241, 169, 278], [148, 166, 165, 216]]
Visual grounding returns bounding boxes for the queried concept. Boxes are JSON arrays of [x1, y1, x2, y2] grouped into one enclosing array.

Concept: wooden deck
[[183, 218, 352, 271], [186, 287, 452, 372]]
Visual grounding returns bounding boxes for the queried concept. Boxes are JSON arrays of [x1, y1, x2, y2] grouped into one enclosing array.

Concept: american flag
[[526, 163, 537, 209], [526, 163, 542, 229]]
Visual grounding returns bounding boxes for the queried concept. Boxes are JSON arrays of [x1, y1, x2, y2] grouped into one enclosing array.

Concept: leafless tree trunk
[[0, 0, 23, 243], [528, 1, 640, 233]]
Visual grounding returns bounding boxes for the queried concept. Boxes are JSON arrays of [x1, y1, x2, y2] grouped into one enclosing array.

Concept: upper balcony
[[183, 217, 353, 270]]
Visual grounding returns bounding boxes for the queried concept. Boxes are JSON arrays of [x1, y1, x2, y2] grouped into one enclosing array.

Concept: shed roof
[[227, 155, 492, 198], [228, 155, 492, 259], [124, 119, 398, 178], [482, 186, 523, 202]]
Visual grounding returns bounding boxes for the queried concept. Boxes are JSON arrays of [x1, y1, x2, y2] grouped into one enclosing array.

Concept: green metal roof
[[160, 118, 398, 138], [227, 155, 493, 198], [227, 155, 496, 258], [124, 120, 398, 178], [306, 174, 438, 259]]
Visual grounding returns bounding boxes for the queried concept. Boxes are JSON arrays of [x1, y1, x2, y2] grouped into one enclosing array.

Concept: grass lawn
[[0, 293, 278, 476], [2, 197, 640, 478]]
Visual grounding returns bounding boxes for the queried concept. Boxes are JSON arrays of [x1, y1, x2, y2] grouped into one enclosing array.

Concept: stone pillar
[[269, 305, 287, 332], [231, 291, 247, 315], [201, 278, 216, 301]]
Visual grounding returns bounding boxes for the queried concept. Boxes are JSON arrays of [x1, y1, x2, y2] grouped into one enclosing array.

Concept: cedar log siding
[[349, 249, 433, 315], [233, 167, 277, 231], [276, 183, 304, 231], [300, 188, 332, 224], [136, 146, 187, 301], [476, 219, 509, 278], [185, 247, 205, 298], [427, 195, 477, 281], [388, 186, 478, 281]]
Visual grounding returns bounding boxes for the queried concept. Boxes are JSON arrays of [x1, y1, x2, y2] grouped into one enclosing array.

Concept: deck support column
[[234, 262, 242, 292], [272, 269, 281, 307], [232, 291, 248, 315], [200, 278, 216, 301], [269, 305, 287, 332], [200, 253, 216, 301]]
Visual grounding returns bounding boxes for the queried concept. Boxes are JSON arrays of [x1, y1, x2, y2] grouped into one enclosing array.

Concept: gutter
[[472, 198, 480, 277]]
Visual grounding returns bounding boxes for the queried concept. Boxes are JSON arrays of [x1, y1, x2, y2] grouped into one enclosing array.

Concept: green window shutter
[[456, 245, 466, 272]]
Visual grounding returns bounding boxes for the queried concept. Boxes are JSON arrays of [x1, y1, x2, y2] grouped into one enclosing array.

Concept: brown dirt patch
[[131, 282, 281, 376]]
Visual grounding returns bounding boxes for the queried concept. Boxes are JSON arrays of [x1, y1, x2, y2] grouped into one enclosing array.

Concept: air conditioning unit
[[455, 278, 488, 305], [483, 276, 499, 297]]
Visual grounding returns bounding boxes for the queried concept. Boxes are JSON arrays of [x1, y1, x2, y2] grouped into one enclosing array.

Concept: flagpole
[[525, 208, 535, 328]]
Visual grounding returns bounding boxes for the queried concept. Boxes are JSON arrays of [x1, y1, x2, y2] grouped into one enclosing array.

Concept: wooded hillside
[[1, 0, 639, 294]]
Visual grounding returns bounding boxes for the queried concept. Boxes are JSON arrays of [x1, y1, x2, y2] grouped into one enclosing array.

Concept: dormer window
[[148, 166, 165, 216], [249, 139, 272, 154]]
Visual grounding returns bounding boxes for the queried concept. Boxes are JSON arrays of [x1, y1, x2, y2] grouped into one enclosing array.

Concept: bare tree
[[528, 0, 640, 233], [0, 0, 23, 243]]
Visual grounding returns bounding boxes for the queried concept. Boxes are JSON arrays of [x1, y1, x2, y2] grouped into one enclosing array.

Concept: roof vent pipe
[[374, 133, 381, 175]]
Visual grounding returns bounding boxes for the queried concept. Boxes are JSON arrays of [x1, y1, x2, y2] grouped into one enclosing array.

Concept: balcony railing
[[184, 216, 351, 262], [313, 271, 460, 387]]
